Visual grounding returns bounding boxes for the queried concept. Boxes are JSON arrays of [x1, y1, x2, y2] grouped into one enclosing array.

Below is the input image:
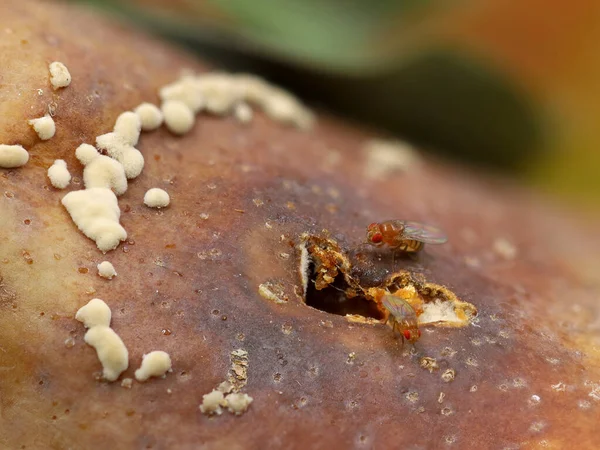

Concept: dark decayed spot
[[304, 262, 383, 320]]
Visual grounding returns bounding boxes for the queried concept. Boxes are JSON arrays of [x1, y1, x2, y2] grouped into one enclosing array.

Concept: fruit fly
[[381, 294, 421, 345], [366, 220, 447, 253]]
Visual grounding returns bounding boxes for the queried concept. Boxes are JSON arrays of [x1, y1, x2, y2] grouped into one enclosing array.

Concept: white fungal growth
[[75, 298, 112, 328], [418, 299, 462, 326], [234, 102, 253, 124], [161, 100, 195, 135], [75, 143, 101, 166], [49, 61, 71, 89], [198, 73, 243, 115], [76, 299, 128, 382], [76, 144, 128, 195], [84, 325, 129, 381], [217, 381, 234, 394], [96, 133, 144, 179], [235, 73, 315, 128], [262, 88, 310, 128], [199, 390, 225, 416], [199, 348, 253, 417], [236, 73, 271, 104], [0, 144, 29, 168], [121, 378, 133, 389], [159, 75, 205, 113], [364, 138, 420, 179], [97, 261, 117, 279], [157, 72, 315, 129], [47, 159, 71, 189], [493, 238, 517, 260], [269, 97, 313, 129], [144, 188, 170, 208], [225, 393, 254, 415], [61, 187, 127, 252], [29, 114, 55, 140], [113, 112, 141, 146], [134, 351, 172, 382], [134, 103, 163, 131]]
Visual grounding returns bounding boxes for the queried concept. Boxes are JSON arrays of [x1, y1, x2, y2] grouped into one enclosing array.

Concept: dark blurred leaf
[[78, 0, 440, 73]]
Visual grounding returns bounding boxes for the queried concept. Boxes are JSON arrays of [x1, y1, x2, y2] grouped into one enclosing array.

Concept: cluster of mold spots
[[199, 349, 253, 416], [0, 54, 320, 420], [75, 298, 172, 383], [8, 62, 316, 255], [0, 62, 68, 169]]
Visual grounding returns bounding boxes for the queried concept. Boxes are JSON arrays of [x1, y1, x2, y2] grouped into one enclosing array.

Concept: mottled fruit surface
[[1, 1, 599, 449]]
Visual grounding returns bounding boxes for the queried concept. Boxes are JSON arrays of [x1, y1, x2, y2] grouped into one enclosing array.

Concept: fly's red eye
[[368, 222, 378, 231], [370, 233, 383, 243], [403, 330, 412, 340]]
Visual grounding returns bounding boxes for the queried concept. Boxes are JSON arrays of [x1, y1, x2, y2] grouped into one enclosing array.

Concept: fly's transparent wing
[[381, 295, 417, 323], [400, 221, 448, 244]]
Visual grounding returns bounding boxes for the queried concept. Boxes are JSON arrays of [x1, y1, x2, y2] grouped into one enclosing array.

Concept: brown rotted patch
[[299, 232, 477, 328]]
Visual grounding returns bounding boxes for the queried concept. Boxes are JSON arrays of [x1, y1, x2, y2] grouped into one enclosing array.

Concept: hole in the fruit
[[305, 262, 383, 320], [299, 233, 476, 328]]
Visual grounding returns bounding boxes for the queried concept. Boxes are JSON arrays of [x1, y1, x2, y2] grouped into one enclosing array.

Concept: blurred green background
[[77, 0, 600, 211]]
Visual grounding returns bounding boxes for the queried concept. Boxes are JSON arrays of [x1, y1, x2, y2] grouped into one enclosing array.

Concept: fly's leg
[[392, 321, 405, 349]]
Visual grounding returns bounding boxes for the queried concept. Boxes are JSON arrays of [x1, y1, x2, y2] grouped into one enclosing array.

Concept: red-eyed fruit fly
[[366, 220, 447, 253], [381, 294, 421, 345]]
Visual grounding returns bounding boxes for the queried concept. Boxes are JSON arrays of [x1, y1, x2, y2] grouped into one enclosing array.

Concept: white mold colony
[[0, 144, 29, 168], [49, 61, 71, 89], [97, 261, 117, 279], [5, 61, 318, 394], [200, 390, 226, 415], [76, 144, 127, 195], [134, 351, 172, 382], [199, 349, 253, 416], [75, 298, 112, 328], [63, 112, 142, 252], [95, 112, 144, 179], [161, 100, 195, 135], [29, 114, 56, 140], [37, 68, 317, 391], [225, 393, 254, 415], [134, 103, 163, 131], [75, 298, 128, 382], [159, 72, 314, 130], [84, 326, 129, 381], [234, 102, 253, 124], [144, 188, 170, 208], [57, 70, 315, 253], [363, 138, 420, 179], [61, 188, 127, 252], [47, 159, 71, 189]]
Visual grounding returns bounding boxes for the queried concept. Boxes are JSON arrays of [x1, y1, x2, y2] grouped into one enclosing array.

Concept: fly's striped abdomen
[[394, 239, 424, 253]]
